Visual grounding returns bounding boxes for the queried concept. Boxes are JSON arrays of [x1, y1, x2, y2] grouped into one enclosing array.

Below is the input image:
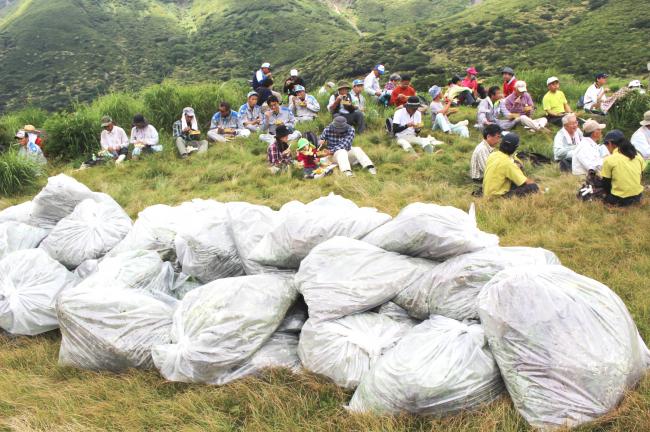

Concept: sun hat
[[501, 67, 515, 75], [352, 79, 364, 87], [132, 114, 147, 126], [101, 115, 113, 127], [261, 62, 271, 69], [23, 125, 37, 133], [15, 130, 26, 139], [331, 116, 349, 131], [293, 85, 305, 93], [337, 81, 351, 90], [375, 64, 385, 75], [428, 85, 442, 99], [297, 138, 311, 150], [640, 111, 650, 126], [467, 67, 478, 75], [182, 107, 195, 117], [546, 76, 560, 86], [604, 129, 625, 143], [275, 125, 290, 138], [290, 69, 298, 77], [405, 96, 420, 109], [582, 119, 607, 134], [515, 81, 528, 92]]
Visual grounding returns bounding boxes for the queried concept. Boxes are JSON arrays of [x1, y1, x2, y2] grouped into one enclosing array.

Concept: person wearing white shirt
[[583, 73, 610, 113], [100, 115, 129, 162], [130, 114, 161, 159], [363, 64, 385, 98], [392, 96, 442, 153], [631, 110, 650, 160], [553, 113, 584, 171], [350, 79, 366, 112], [572, 119, 608, 176]]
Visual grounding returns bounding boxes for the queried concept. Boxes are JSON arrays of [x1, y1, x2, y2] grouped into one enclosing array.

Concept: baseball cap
[[515, 81, 528, 92], [247, 91, 258, 98], [375, 64, 385, 74], [261, 62, 271, 68], [467, 67, 478, 75], [101, 115, 113, 127], [502, 133, 520, 147], [290, 69, 298, 76], [182, 107, 195, 117], [582, 119, 606, 134], [595, 73, 609, 80], [604, 129, 625, 143], [352, 79, 364, 86], [546, 76, 560, 86], [15, 130, 26, 139], [293, 85, 305, 92], [502, 67, 515, 75]]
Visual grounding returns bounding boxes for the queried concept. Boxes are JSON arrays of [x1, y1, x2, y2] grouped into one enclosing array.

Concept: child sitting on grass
[[296, 138, 318, 178], [267, 125, 292, 174]]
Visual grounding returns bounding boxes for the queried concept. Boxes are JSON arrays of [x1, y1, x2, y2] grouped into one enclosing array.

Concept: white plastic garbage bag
[[363, 203, 498, 261], [295, 237, 432, 321], [0, 201, 33, 225], [477, 265, 649, 430], [394, 247, 560, 321], [57, 281, 177, 371], [152, 274, 297, 384], [172, 273, 202, 300], [174, 199, 244, 283], [0, 221, 48, 259], [74, 259, 99, 280], [349, 316, 504, 415], [298, 313, 410, 389], [40, 198, 132, 269], [376, 302, 421, 326], [0, 248, 78, 335], [29, 174, 96, 230], [277, 297, 308, 334], [249, 194, 391, 269], [226, 202, 290, 275]]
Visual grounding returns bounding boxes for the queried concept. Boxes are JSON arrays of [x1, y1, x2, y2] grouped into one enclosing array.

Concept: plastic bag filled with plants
[[29, 174, 96, 230], [478, 264, 649, 430], [0, 201, 33, 225], [0, 248, 78, 335], [0, 221, 48, 259], [349, 316, 503, 415]]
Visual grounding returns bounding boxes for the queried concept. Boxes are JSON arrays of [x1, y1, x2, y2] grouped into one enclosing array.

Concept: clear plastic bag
[[363, 203, 498, 261], [152, 274, 297, 384], [0, 201, 33, 225], [249, 194, 391, 269], [298, 313, 411, 389], [349, 316, 504, 415], [40, 198, 132, 269], [0, 248, 78, 335], [478, 265, 649, 430], [0, 221, 48, 259], [29, 174, 96, 230]]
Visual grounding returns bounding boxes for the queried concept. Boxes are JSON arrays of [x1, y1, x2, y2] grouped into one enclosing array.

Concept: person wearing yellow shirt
[[601, 130, 645, 207], [543, 76, 573, 127], [483, 133, 539, 198]]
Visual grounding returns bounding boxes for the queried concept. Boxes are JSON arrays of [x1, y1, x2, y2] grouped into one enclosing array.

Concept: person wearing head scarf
[[173, 107, 208, 159]]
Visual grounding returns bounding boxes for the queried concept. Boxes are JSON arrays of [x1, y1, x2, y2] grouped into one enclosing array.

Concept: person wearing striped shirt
[[470, 124, 502, 182], [207, 102, 251, 142]]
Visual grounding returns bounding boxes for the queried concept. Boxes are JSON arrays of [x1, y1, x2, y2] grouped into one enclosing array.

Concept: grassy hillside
[[1, 82, 650, 430]]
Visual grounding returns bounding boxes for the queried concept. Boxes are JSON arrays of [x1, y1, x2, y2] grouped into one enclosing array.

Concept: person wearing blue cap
[[239, 91, 263, 132], [350, 79, 366, 112], [429, 85, 469, 138], [289, 85, 320, 122], [364, 64, 385, 99], [483, 133, 539, 198]]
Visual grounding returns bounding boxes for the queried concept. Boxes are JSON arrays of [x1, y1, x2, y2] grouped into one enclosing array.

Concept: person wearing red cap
[[461, 67, 487, 100]]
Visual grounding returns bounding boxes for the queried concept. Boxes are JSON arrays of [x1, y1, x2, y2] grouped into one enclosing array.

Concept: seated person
[[239, 92, 263, 132], [15, 130, 46, 164], [483, 133, 539, 198], [461, 67, 487, 100], [283, 69, 306, 96], [429, 85, 469, 138], [173, 107, 208, 159], [252, 62, 272, 90], [477, 86, 518, 132], [208, 102, 251, 142], [256, 79, 275, 107], [572, 119, 608, 176], [445, 75, 475, 106], [583, 73, 610, 114], [260, 96, 301, 145], [502, 67, 517, 97], [318, 81, 336, 96], [470, 124, 502, 182], [378, 73, 400, 106], [99, 116, 128, 162], [327, 82, 365, 133], [296, 138, 319, 178], [543, 76, 573, 126], [601, 80, 646, 114], [267, 125, 293, 174], [22, 124, 44, 148], [392, 96, 442, 154], [350, 80, 366, 112], [601, 131, 645, 207], [363, 64, 385, 99], [631, 110, 650, 160], [289, 85, 320, 122], [130, 114, 161, 159], [553, 113, 583, 172], [389, 75, 416, 107], [503, 81, 549, 132], [319, 116, 376, 177]]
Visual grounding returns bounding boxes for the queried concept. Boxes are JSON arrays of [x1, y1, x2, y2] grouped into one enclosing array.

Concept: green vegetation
[[609, 93, 650, 135], [1, 78, 650, 430], [0, 149, 43, 195]]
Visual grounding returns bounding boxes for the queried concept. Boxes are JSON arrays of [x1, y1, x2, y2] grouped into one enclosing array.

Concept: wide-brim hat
[[337, 81, 351, 90], [641, 110, 650, 126], [297, 138, 311, 150], [23, 124, 37, 133], [275, 125, 290, 138], [331, 116, 349, 131]]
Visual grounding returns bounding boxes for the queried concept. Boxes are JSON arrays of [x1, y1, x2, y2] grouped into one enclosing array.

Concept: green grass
[[1, 89, 650, 430], [0, 149, 43, 195]]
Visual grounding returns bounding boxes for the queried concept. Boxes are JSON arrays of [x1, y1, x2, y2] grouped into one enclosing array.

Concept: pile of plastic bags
[[0, 174, 648, 431]]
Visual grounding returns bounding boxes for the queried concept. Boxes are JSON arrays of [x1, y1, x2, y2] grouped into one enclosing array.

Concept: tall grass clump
[[0, 107, 49, 151], [608, 92, 650, 135], [0, 150, 43, 195], [43, 108, 101, 161], [90, 93, 147, 131]]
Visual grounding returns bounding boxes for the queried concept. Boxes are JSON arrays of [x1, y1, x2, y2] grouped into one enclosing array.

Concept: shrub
[[43, 108, 101, 161], [608, 92, 650, 135], [90, 93, 147, 131], [0, 108, 49, 151], [0, 150, 43, 196]]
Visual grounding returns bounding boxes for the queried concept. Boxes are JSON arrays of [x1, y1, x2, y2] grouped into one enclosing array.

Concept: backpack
[[304, 131, 319, 147]]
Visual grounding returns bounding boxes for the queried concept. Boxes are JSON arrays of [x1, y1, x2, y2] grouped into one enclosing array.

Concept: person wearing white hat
[[363, 64, 385, 98], [572, 119, 609, 176], [173, 107, 208, 159], [15, 130, 46, 165], [543, 76, 572, 126], [289, 85, 320, 122], [631, 111, 650, 160], [283, 69, 306, 96], [252, 62, 273, 90], [239, 91, 263, 132], [503, 81, 549, 132], [428, 85, 469, 138]]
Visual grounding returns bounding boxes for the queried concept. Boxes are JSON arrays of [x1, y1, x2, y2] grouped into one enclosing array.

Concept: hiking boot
[[367, 167, 377, 175]]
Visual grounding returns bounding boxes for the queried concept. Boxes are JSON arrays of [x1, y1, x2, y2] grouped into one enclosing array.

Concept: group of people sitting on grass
[[12, 61, 650, 205]]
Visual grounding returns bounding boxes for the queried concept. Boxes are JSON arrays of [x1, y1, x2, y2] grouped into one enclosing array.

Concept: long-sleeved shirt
[[631, 126, 650, 160], [289, 94, 320, 118], [572, 137, 609, 175], [100, 126, 129, 150], [328, 93, 355, 115], [390, 86, 416, 106], [210, 110, 243, 130], [252, 69, 270, 89], [239, 103, 263, 125], [130, 125, 159, 146], [504, 92, 535, 115], [583, 83, 608, 111], [364, 71, 381, 96], [261, 107, 295, 134], [503, 77, 517, 97], [553, 127, 584, 161], [470, 140, 494, 180], [477, 98, 500, 126], [350, 91, 366, 111], [267, 140, 292, 165], [320, 124, 355, 153], [445, 84, 472, 101], [173, 120, 201, 141]]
